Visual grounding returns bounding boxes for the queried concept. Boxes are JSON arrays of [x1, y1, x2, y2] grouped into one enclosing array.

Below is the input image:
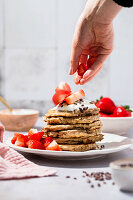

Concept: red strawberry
[[28, 128, 38, 137], [52, 90, 70, 105], [78, 63, 88, 76], [65, 89, 85, 104], [27, 140, 44, 150], [99, 112, 114, 117], [55, 82, 71, 93], [44, 137, 53, 148], [28, 131, 43, 141], [46, 140, 61, 151], [15, 134, 26, 147], [11, 133, 21, 144], [113, 106, 132, 117], [96, 97, 116, 114], [87, 57, 96, 68]]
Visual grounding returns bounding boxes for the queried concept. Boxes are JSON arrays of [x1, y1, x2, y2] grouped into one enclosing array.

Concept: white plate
[[6, 133, 132, 160]]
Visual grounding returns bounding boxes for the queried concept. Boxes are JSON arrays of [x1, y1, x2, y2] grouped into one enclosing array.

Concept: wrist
[[82, 0, 122, 25], [94, 0, 122, 24]]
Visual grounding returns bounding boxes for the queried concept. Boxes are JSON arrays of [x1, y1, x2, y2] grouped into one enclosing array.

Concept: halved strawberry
[[44, 137, 53, 148], [55, 82, 71, 93], [65, 89, 85, 104], [11, 133, 21, 144], [52, 90, 70, 105], [15, 134, 26, 147], [27, 140, 44, 150], [46, 140, 61, 151], [78, 63, 88, 76], [28, 131, 43, 141], [28, 128, 38, 137]]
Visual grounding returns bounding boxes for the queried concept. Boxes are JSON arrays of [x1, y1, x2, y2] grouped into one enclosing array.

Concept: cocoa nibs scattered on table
[[97, 183, 101, 187], [65, 171, 115, 188], [87, 180, 91, 183], [91, 185, 94, 188], [66, 176, 70, 178], [120, 163, 133, 168]]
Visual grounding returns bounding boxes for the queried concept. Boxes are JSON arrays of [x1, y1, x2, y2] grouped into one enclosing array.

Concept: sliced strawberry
[[52, 90, 70, 105], [27, 140, 44, 150], [65, 89, 85, 104], [78, 63, 88, 76], [15, 135, 26, 147], [55, 82, 71, 93], [28, 128, 38, 137], [44, 137, 53, 148], [28, 131, 43, 141], [46, 140, 61, 151], [11, 133, 21, 144]]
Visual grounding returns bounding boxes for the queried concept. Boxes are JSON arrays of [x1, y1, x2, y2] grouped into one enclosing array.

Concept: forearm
[[82, 0, 122, 24]]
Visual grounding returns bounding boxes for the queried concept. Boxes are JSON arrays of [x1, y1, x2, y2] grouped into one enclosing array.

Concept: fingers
[[80, 65, 103, 85], [74, 72, 82, 84], [79, 54, 108, 85], [69, 44, 83, 75]]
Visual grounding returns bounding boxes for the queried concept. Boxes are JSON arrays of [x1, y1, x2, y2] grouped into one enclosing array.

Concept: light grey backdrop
[[0, 0, 133, 115]]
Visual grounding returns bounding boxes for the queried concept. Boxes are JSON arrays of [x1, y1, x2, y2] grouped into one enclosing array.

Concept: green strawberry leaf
[[122, 105, 132, 112]]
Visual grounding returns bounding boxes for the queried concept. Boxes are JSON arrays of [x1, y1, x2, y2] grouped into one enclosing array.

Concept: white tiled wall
[[0, 0, 133, 114]]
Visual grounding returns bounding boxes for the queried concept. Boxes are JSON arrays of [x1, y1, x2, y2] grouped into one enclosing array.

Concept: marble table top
[[1, 117, 133, 200]]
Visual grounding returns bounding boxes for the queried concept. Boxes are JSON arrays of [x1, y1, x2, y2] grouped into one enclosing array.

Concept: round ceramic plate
[[6, 133, 132, 160]]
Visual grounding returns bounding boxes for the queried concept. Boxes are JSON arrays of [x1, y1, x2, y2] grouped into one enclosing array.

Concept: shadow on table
[[21, 148, 133, 169]]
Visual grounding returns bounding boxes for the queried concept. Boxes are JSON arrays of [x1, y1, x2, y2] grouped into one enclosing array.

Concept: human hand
[[69, 0, 122, 85]]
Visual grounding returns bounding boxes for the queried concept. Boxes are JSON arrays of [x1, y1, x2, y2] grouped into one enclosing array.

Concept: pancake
[[45, 108, 99, 118], [59, 143, 98, 151], [42, 120, 102, 132], [42, 128, 102, 138], [54, 134, 103, 144], [44, 114, 100, 125]]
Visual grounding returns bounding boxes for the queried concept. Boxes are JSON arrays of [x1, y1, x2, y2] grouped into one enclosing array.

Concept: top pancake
[[45, 108, 99, 118]]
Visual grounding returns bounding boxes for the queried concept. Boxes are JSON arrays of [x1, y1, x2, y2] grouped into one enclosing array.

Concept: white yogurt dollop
[[52, 99, 96, 112]]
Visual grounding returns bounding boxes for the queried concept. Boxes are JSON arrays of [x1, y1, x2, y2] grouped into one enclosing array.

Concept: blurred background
[[0, 0, 133, 115]]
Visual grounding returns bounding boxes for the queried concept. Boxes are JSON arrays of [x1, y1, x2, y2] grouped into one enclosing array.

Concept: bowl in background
[[0, 109, 39, 131], [110, 159, 133, 192], [100, 114, 133, 135]]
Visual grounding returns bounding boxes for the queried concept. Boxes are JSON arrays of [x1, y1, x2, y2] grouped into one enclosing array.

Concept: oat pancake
[[59, 143, 98, 151], [44, 114, 99, 125], [45, 108, 99, 118], [42, 128, 102, 138], [43, 120, 102, 132], [54, 134, 103, 144]]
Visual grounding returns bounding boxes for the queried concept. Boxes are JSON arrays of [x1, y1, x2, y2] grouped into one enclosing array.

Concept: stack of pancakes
[[42, 100, 103, 152]]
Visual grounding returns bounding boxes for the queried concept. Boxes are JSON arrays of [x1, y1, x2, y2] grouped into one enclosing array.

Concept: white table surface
[[1, 117, 133, 200]]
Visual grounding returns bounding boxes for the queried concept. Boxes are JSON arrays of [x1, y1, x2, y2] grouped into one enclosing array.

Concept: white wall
[[0, 0, 133, 114]]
